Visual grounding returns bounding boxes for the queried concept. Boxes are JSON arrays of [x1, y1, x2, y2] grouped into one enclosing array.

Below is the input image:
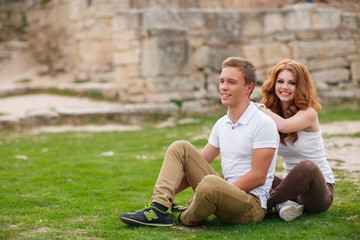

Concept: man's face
[[219, 67, 251, 108]]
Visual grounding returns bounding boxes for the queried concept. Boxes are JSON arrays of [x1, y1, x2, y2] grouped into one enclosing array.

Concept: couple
[[119, 57, 335, 227]]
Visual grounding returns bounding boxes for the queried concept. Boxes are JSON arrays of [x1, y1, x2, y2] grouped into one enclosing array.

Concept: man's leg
[[120, 140, 218, 226], [181, 175, 265, 226], [152, 140, 219, 209]]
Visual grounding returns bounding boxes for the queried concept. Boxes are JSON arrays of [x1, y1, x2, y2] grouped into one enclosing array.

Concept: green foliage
[[0, 111, 359, 239]]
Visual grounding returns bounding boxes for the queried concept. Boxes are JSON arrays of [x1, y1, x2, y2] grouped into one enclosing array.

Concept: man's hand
[[188, 196, 194, 205]]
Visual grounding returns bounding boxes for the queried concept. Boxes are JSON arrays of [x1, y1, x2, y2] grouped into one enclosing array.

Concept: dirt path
[[320, 121, 360, 178]]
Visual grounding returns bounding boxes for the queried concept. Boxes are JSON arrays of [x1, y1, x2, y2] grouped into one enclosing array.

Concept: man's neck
[[227, 101, 250, 124]]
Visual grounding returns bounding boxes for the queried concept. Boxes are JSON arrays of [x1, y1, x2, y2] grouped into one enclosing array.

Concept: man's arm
[[231, 148, 275, 192], [175, 143, 220, 194], [201, 143, 220, 164]]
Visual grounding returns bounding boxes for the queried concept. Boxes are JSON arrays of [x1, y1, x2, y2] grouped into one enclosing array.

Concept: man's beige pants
[[152, 140, 266, 226]]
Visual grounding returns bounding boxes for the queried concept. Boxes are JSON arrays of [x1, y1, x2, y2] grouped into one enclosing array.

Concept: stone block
[[311, 68, 350, 85], [263, 42, 291, 67], [217, 11, 241, 41], [113, 50, 139, 66], [342, 12, 359, 31], [69, 0, 84, 21], [0, 116, 19, 129], [189, 37, 205, 48], [256, 68, 267, 85], [141, 29, 190, 77], [93, 2, 113, 18], [284, 7, 311, 31], [241, 12, 262, 38], [114, 31, 140, 51], [112, 12, 129, 32], [192, 46, 210, 68], [275, 32, 295, 42], [189, 72, 206, 91], [264, 11, 284, 35], [182, 99, 224, 116], [206, 72, 221, 87], [79, 40, 113, 66], [87, 27, 112, 40], [311, 8, 341, 30], [351, 61, 360, 84], [292, 40, 357, 59], [242, 44, 265, 68], [179, 10, 205, 29], [0, 84, 28, 97], [319, 31, 339, 41], [295, 31, 318, 40], [142, 9, 186, 31], [319, 89, 357, 105], [113, 12, 141, 32], [208, 47, 239, 71], [114, 67, 131, 89], [307, 57, 348, 71], [202, 11, 241, 45], [145, 76, 194, 92], [21, 109, 59, 127], [109, 0, 131, 11]]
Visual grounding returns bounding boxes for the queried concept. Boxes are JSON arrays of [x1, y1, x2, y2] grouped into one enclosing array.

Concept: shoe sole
[[120, 215, 173, 227], [280, 205, 304, 222]]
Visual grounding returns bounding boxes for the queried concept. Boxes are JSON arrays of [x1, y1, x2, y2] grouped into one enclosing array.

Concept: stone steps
[[0, 83, 225, 130]]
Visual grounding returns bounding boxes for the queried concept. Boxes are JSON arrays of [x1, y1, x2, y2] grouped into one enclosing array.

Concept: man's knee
[[196, 175, 221, 196], [169, 140, 192, 150]]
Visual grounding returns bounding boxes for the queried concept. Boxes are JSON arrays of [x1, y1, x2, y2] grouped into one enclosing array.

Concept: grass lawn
[[0, 104, 359, 239]]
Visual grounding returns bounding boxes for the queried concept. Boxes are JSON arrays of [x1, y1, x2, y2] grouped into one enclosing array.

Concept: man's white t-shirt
[[208, 101, 279, 209]]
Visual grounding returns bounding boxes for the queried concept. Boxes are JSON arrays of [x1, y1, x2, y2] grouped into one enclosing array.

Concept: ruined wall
[[21, 1, 360, 104], [0, 0, 28, 60]]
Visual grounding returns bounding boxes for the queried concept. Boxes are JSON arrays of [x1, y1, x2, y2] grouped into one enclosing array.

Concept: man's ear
[[246, 83, 255, 95]]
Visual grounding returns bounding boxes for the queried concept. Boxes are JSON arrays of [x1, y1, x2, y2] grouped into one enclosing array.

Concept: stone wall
[[0, 0, 28, 60], [10, 1, 360, 104]]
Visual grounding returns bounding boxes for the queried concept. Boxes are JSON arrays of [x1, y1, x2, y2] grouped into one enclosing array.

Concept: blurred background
[[0, 0, 359, 128]]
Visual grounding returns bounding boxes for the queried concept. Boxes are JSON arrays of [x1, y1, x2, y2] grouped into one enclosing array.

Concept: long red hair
[[261, 58, 321, 145]]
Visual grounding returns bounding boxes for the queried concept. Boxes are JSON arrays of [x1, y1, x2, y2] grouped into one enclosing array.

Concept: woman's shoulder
[[297, 107, 318, 119], [299, 107, 320, 132]]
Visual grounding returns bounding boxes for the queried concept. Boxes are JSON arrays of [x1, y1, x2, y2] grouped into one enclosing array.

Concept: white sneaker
[[276, 200, 304, 222]]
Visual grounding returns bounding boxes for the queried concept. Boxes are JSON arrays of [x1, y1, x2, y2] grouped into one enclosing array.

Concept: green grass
[[318, 101, 360, 123], [0, 106, 360, 239]]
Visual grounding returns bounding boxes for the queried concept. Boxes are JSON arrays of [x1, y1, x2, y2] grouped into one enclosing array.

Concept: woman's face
[[275, 69, 296, 105]]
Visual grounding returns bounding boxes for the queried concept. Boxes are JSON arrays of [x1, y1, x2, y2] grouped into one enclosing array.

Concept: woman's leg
[[267, 160, 334, 213], [152, 140, 219, 209], [271, 175, 282, 189]]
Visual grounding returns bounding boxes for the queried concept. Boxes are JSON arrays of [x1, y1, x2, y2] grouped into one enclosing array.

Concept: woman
[[257, 58, 335, 222]]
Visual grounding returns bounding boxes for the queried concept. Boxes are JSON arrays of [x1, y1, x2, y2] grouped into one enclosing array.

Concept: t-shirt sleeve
[[253, 115, 279, 149], [208, 118, 222, 148]]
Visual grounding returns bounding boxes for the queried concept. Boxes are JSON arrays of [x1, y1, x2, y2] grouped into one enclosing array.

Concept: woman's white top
[[279, 130, 335, 184]]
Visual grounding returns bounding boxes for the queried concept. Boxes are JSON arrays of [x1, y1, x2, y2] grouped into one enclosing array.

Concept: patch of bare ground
[[321, 121, 360, 181], [171, 225, 208, 231]]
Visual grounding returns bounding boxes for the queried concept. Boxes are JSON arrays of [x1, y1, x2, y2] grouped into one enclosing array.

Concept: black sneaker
[[171, 203, 188, 225], [119, 203, 173, 227]]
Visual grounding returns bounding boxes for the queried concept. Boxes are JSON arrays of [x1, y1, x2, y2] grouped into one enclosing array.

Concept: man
[[119, 57, 279, 227]]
